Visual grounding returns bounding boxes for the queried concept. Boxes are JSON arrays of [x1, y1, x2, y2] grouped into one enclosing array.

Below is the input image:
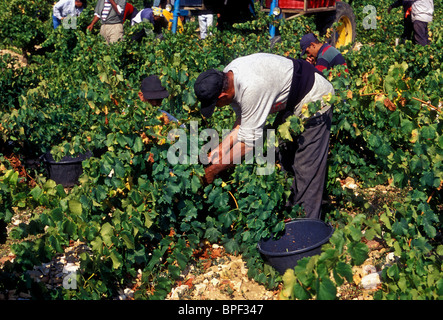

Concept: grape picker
[[299, 33, 348, 73], [87, 0, 126, 44], [194, 53, 335, 220]]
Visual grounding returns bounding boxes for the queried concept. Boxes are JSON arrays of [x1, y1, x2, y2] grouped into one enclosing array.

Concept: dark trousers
[[277, 108, 332, 220], [402, 16, 414, 41], [413, 20, 430, 45]]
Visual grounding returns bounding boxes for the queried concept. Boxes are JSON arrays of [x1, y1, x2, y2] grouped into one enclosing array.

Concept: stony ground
[[0, 236, 386, 301], [0, 178, 401, 300], [166, 244, 279, 300], [0, 48, 28, 68], [163, 241, 388, 301]]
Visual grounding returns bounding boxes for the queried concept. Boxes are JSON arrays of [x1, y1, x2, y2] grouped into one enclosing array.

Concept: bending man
[[194, 53, 334, 220]]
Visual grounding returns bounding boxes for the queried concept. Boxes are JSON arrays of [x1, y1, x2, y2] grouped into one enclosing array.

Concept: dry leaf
[[384, 97, 396, 111], [347, 90, 353, 99]]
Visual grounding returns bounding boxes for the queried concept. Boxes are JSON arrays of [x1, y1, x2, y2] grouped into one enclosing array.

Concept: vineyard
[[0, 0, 442, 301]]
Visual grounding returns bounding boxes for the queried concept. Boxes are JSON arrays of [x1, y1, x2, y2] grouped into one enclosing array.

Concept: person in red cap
[[194, 53, 335, 220]]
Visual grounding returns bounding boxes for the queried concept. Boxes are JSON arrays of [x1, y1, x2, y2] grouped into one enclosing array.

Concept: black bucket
[[42, 151, 92, 187], [258, 219, 334, 274]]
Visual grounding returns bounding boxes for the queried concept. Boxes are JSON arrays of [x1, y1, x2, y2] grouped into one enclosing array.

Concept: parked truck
[[167, 0, 356, 49]]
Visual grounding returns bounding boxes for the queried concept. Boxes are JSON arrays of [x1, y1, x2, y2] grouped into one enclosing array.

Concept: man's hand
[[203, 165, 218, 185], [87, 15, 99, 31], [306, 56, 316, 65], [202, 119, 243, 185]]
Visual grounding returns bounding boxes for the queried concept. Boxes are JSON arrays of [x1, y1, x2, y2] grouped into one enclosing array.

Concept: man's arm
[[204, 140, 249, 184], [87, 15, 100, 31], [208, 117, 241, 164], [204, 117, 253, 184]]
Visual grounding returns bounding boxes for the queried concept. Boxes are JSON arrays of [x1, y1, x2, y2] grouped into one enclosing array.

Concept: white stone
[[194, 283, 207, 295], [386, 252, 398, 264], [361, 272, 381, 290], [211, 278, 220, 286], [169, 285, 189, 299], [124, 288, 134, 298], [362, 264, 377, 275], [63, 263, 79, 273]]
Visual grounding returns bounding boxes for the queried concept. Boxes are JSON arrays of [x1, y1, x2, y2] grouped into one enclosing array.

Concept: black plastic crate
[[42, 151, 92, 187]]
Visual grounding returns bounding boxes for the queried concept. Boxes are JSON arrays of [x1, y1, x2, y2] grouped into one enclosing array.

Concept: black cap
[[194, 69, 224, 118], [141, 75, 169, 100], [300, 33, 318, 56]]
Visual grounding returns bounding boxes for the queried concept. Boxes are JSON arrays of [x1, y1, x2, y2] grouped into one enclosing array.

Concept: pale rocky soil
[[164, 242, 387, 301], [0, 237, 385, 301], [166, 244, 279, 300], [0, 179, 396, 300], [0, 49, 28, 68]]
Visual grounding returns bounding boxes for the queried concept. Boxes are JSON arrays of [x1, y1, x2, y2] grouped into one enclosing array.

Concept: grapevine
[[0, 0, 441, 300]]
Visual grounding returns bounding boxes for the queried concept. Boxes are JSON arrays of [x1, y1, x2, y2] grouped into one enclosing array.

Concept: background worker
[[300, 33, 348, 74], [131, 5, 158, 41], [197, 5, 214, 39], [388, 0, 414, 43], [139, 75, 169, 107], [194, 53, 335, 220], [52, 0, 86, 29], [411, 0, 434, 45], [139, 75, 183, 126], [131, 5, 182, 42], [87, 0, 126, 44]]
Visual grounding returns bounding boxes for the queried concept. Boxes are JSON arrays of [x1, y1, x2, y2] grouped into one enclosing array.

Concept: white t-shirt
[[53, 0, 83, 19], [412, 0, 434, 23], [224, 53, 334, 147]]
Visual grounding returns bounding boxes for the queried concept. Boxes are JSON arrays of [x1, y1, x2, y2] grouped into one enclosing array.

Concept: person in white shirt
[[194, 53, 334, 220], [198, 13, 214, 39], [198, 0, 217, 39], [411, 0, 434, 45], [52, 0, 85, 29]]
